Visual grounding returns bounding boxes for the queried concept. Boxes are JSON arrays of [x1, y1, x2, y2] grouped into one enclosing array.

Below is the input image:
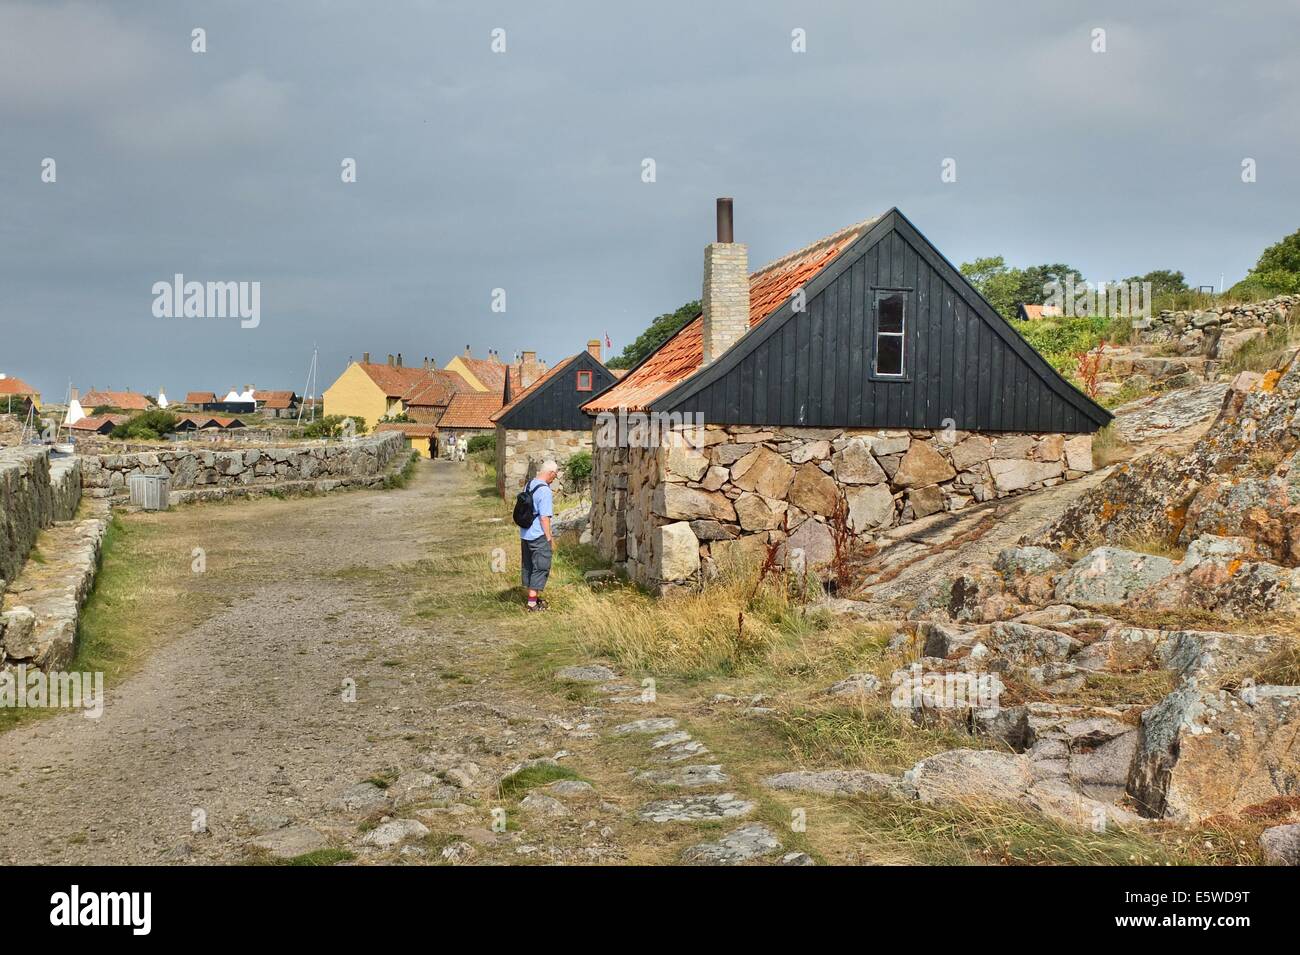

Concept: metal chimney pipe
[[716, 197, 734, 243]]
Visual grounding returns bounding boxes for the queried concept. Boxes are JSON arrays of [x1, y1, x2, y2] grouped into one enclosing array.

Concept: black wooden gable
[[652, 209, 1112, 434], [495, 351, 617, 431]]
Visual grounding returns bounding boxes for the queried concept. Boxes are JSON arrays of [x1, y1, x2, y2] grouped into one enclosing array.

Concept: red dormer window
[[576, 370, 593, 392]]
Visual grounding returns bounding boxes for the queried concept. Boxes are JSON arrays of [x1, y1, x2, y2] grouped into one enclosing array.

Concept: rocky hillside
[[825, 350, 1300, 862]]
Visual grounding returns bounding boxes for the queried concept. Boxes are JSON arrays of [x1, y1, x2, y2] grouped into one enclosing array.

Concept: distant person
[[516, 461, 557, 611]]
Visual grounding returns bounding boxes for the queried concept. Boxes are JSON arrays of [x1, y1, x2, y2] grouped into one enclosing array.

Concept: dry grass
[[1090, 422, 1131, 468]]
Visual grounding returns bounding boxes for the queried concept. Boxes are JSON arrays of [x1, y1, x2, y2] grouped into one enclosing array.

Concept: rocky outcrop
[[1037, 351, 1300, 566]]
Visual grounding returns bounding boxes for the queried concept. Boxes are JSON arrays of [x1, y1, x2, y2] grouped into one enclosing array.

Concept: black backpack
[[512, 479, 543, 529]]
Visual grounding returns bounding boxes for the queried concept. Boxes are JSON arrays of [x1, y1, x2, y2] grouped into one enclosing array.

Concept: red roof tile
[[403, 369, 474, 407], [438, 391, 504, 429], [0, 376, 39, 397], [82, 390, 154, 411], [184, 391, 217, 404], [257, 390, 297, 409], [583, 216, 880, 413], [375, 422, 438, 437]]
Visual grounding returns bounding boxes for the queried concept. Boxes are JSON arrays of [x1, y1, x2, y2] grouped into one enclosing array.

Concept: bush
[[564, 450, 593, 491], [1009, 315, 1109, 378], [110, 409, 178, 441], [301, 414, 367, 438], [466, 433, 495, 454]]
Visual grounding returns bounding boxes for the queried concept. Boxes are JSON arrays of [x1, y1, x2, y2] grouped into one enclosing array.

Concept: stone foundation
[[591, 425, 1094, 592], [496, 426, 591, 497]]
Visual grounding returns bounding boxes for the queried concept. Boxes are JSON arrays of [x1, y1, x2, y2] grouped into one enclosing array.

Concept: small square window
[[576, 370, 593, 391]]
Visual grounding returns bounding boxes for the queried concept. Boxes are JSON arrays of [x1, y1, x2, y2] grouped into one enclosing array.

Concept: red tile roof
[[1018, 303, 1060, 321], [82, 390, 154, 411], [403, 370, 474, 408], [257, 390, 297, 409], [490, 355, 578, 423], [438, 391, 503, 429], [355, 362, 438, 399], [0, 376, 39, 397], [375, 422, 438, 437], [583, 216, 880, 413], [184, 391, 217, 404]]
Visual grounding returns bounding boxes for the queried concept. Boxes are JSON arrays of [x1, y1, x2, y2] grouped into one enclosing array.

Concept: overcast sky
[[2, 1, 1297, 401]]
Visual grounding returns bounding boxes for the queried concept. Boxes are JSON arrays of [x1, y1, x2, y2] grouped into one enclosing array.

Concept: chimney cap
[[716, 197, 734, 243]]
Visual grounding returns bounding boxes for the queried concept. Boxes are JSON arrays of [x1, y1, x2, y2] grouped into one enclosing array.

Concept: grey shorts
[[521, 536, 553, 592]]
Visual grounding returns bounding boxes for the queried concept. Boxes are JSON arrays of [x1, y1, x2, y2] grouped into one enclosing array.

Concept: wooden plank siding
[[495, 352, 617, 431], [653, 210, 1110, 434]]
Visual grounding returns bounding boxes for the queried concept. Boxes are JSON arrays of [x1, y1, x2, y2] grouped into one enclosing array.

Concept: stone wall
[[1133, 294, 1298, 352], [592, 425, 1094, 592], [495, 426, 591, 497], [0, 447, 82, 586], [80, 432, 404, 504]]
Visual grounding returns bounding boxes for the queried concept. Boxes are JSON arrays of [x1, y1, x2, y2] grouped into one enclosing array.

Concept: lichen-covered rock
[[1128, 684, 1300, 821], [1053, 547, 1178, 607], [994, 546, 1068, 603]]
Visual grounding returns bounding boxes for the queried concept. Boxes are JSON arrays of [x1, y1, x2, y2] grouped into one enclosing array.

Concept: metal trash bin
[[128, 473, 171, 510]]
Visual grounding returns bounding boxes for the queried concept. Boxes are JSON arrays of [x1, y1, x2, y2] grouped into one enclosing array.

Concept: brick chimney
[[587, 339, 602, 362], [387, 354, 394, 367], [519, 350, 539, 388], [701, 197, 749, 366]]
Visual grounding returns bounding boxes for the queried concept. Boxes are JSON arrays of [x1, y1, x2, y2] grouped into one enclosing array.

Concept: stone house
[[492, 341, 617, 496], [582, 202, 1112, 592]]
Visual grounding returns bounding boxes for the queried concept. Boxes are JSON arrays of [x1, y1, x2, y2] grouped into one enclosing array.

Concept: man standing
[[520, 460, 557, 611]]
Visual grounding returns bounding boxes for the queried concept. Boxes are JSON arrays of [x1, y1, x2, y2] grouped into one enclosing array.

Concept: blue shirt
[[520, 478, 553, 541]]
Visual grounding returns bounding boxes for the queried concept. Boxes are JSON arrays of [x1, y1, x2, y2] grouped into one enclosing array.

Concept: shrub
[[564, 450, 592, 491], [301, 414, 367, 438], [110, 409, 178, 440], [466, 433, 495, 454]]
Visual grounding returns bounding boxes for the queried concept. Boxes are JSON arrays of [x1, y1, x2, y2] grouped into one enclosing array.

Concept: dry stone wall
[[1133, 293, 1297, 352], [592, 425, 1094, 592], [496, 427, 591, 496], [80, 432, 404, 504], [0, 447, 82, 585]]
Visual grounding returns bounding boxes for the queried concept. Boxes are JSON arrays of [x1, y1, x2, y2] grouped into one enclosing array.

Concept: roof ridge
[[749, 213, 882, 279]]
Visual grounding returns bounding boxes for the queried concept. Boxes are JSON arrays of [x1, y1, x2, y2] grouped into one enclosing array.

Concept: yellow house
[[323, 354, 475, 458], [323, 357, 428, 428]]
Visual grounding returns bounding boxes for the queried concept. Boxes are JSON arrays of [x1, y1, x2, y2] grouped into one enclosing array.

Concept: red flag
[[604, 331, 612, 349]]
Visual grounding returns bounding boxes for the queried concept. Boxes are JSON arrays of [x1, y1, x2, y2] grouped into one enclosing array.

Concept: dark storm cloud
[[2, 0, 1297, 398]]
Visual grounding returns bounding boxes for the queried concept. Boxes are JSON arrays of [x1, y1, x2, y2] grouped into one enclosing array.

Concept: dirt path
[[0, 464, 563, 863], [0, 461, 803, 866]]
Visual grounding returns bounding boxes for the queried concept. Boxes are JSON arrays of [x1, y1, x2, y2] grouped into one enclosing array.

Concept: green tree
[[608, 300, 701, 369], [1228, 227, 1300, 298], [960, 257, 1082, 321], [1254, 228, 1300, 275], [1122, 269, 1189, 298]]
